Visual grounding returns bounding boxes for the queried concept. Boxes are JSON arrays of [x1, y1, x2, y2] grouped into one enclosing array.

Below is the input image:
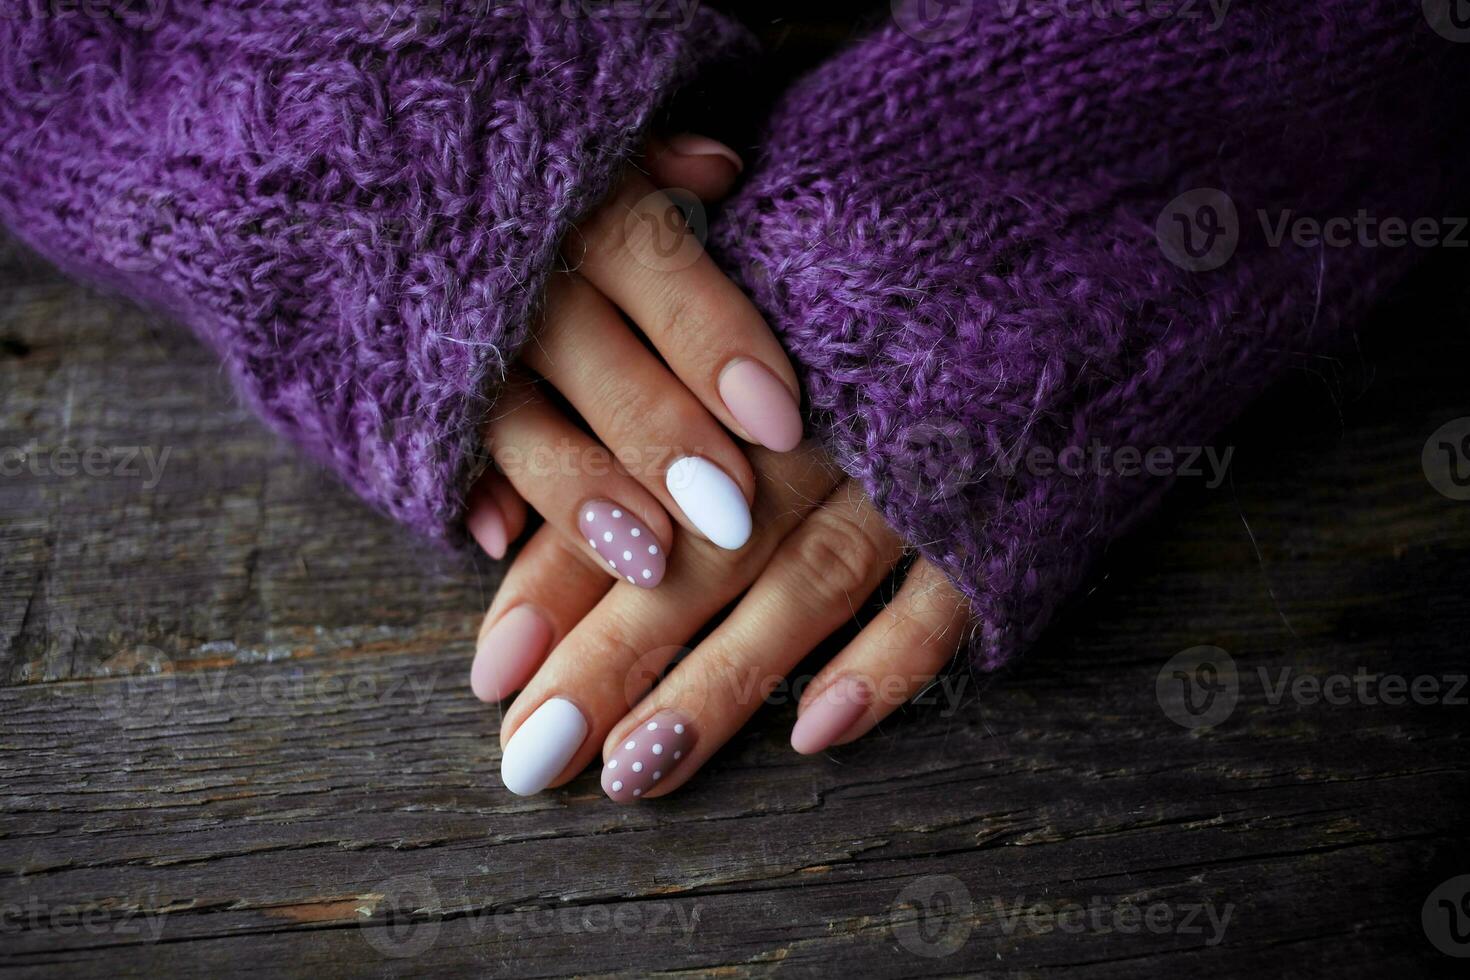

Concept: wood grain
[[2, 10, 1470, 974]]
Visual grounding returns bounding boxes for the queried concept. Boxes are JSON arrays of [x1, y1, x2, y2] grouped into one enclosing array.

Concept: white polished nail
[[665, 456, 752, 550], [500, 697, 588, 796]]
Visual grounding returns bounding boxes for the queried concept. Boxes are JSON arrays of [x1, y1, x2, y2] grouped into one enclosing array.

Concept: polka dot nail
[[578, 500, 666, 590], [601, 712, 694, 803]]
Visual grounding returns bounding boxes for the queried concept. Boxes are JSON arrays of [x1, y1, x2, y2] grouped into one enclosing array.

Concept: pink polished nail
[[578, 500, 666, 589], [467, 495, 508, 560], [718, 359, 803, 453], [791, 677, 872, 755], [470, 606, 552, 702], [602, 711, 694, 802], [665, 133, 744, 173]]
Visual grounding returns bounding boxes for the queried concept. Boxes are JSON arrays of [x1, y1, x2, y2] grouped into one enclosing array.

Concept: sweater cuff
[[712, 2, 1467, 669], [0, 3, 751, 544]]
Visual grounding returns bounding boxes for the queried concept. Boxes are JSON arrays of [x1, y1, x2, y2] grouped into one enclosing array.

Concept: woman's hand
[[477, 438, 972, 799], [464, 132, 804, 595]]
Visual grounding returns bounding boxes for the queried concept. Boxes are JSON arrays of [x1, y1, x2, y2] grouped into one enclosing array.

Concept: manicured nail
[[601, 711, 695, 803], [467, 495, 508, 560], [791, 677, 872, 755], [665, 456, 752, 550], [578, 500, 666, 588], [665, 133, 743, 172], [718, 359, 804, 453], [500, 697, 588, 797], [470, 606, 552, 703]]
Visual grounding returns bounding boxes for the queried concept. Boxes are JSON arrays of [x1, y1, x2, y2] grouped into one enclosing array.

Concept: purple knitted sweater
[[2, 2, 1465, 668]]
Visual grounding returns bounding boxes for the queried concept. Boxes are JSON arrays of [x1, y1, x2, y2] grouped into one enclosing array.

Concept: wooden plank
[[3, 7, 1470, 972]]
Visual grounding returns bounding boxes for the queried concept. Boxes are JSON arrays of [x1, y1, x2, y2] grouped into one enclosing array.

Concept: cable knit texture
[[711, 0, 1470, 668], [0, 0, 747, 542], [3, 2, 1467, 671]]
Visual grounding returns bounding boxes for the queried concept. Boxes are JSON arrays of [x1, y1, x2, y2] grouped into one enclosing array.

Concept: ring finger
[[484, 375, 675, 590], [523, 272, 756, 551]]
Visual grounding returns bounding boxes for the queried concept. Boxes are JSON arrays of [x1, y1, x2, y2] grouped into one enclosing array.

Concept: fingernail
[[500, 697, 588, 797], [471, 606, 552, 702], [665, 133, 743, 173], [578, 500, 666, 588], [718, 359, 804, 452], [665, 456, 752, 551], [602, 711, 695, 803], [791, 677, 872, 755], [467, 496, 508, 560]]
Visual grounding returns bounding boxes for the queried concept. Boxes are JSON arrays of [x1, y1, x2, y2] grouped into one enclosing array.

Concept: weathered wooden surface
[[3, 12, 1470, 976]]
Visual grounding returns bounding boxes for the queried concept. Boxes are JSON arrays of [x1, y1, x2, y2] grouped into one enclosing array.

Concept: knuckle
[[789, 510, 884, 600]]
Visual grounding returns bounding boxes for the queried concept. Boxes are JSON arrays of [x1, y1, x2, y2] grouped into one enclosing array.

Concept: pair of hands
[[466, 135, 970, 801]]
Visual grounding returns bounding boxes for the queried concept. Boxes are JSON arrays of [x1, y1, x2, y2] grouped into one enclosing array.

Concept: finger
[[643, 133, 743, 203], [523, 272, 755, 551], [793, 558, 970, 754], [484, 377, 675, 590], [470, 523, 611, 703], [570, 170, 804, 453], [495, 445, 842, 797], [466, 470, 528, 560], [599, 479, 905, 802]]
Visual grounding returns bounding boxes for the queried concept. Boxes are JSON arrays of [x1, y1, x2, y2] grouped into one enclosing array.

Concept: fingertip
[[472, 605, 554, 704], [791, 676, 873, 755], [467, 493, 508, 560], [664, 133, 744, 173], [645, 132, 743, 202], [718, 358, 805, 453], [488, 476, 528, 545]]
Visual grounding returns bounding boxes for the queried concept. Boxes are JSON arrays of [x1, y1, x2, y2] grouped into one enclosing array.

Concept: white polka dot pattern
[[578, 500, 666, 589], [600, 711, 694, 803]]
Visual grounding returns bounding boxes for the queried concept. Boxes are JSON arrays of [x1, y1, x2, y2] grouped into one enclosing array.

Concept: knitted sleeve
[[711, 0, 1470, 669], [0, 1, 748, 542]]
